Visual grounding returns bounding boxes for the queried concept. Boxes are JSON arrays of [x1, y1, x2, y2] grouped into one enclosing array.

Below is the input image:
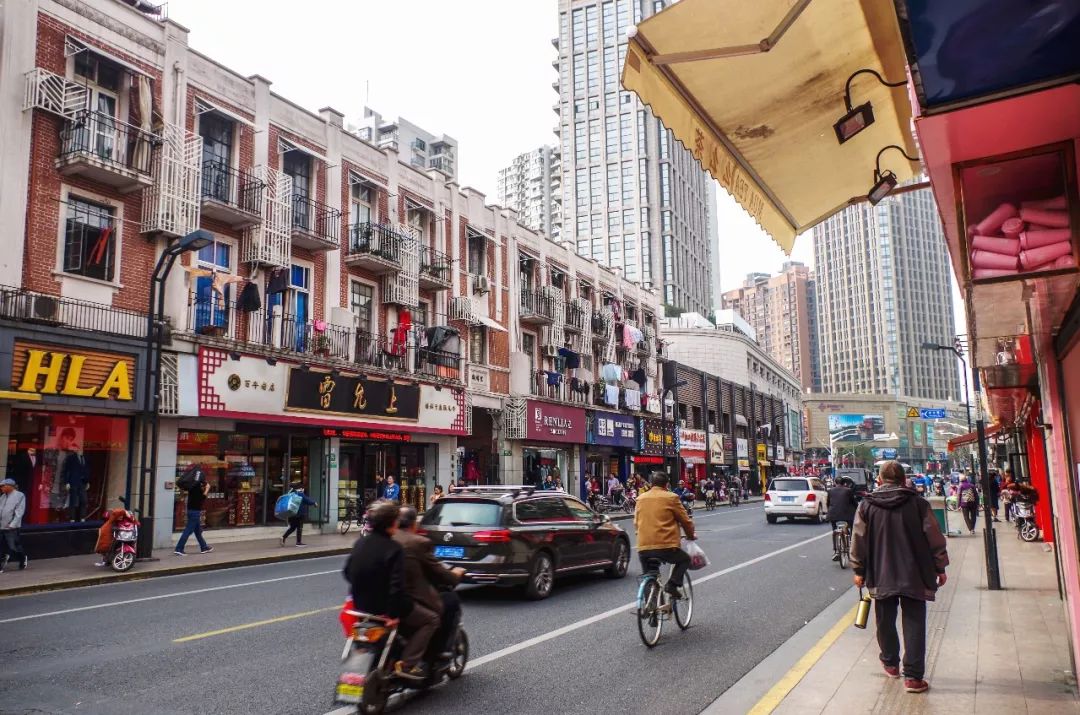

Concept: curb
[[0, 546, 352, 598]]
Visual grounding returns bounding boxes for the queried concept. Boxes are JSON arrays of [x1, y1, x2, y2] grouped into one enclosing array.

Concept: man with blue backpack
[[279, 482, 317, 547]]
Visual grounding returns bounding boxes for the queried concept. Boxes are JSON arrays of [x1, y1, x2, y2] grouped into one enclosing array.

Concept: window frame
[[56, 186, 123, 288]]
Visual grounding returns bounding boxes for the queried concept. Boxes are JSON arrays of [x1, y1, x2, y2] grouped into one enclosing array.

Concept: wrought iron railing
[[415, 346, 460, 380], [59, 110, 155, 175], [201, 160, 264, 215], [532, 370, 589, 405], [520, 287, 559, 320], [186, 297, 348, 359], [565, 301, 589, 331], [291, 194, 341, 244], [0, 285, 146, 338], [419, 244, 452, 283], [347, 222, 410, 265]]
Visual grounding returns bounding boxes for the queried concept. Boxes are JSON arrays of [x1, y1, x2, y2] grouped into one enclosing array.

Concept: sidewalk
[[749, 527, 1080, 714]]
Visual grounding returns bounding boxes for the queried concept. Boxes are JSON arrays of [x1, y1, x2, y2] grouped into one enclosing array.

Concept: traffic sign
[[906, 407, 920, 418], [920, 408, 947, 420]]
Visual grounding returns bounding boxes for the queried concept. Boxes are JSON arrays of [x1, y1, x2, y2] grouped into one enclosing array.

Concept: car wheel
[[524, 552, 555, 600], [766, 514, 777, 524], [817, 507, 827, 523], [605, 539, 630, 578]]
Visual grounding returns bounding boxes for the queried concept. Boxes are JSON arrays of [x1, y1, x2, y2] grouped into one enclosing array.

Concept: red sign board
[[525, 400, 586, 443], [320, 428, 412, 442]]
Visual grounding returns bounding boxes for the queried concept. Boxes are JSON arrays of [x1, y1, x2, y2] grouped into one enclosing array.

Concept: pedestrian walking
[[958, 473, 979, 534], [429, 484, 444, 507], [280, 482, 317, 547], [175, 474, 213, 556], [1001, 470, 1018, 522], [988, 470, 1001, 521], [0, 478, 28, 572], [851, 461, 949, 694]]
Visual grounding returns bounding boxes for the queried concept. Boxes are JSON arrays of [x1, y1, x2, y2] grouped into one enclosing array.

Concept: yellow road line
[[172, 606, 337, 643], [747, 603, 859, 715]]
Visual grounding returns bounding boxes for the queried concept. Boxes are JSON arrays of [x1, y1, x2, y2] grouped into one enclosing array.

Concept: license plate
[[434, 545, 465, 559], [781, 496, 796, 503], [335, 683, 363, 704]]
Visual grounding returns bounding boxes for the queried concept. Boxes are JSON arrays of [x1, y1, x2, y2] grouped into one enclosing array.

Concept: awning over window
[[947, 423, 1003, 451], [621, 0, 918, 252], [735, 414, 749, 428], [477, 315, 507, 333]]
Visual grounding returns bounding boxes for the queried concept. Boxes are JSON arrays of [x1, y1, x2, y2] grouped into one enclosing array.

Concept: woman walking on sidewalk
[[958, 474, 979, 534], [281, 483, 317, 547]]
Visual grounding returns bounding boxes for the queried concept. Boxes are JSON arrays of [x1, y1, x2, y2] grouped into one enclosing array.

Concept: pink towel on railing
[[1021, 196, 1067, 211], [973, 267, 1019, 280], [971, 249, 1019, 270], [1019, 207, 1069, 228], [1019, 228, 1071, 250], [973, 203, 1018, 235], [971, 235, 1020, 256], [1019, 241, 1072, 269]]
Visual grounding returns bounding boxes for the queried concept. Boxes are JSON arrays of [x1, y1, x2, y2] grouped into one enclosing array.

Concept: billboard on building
[[828, 413, 886, 443]]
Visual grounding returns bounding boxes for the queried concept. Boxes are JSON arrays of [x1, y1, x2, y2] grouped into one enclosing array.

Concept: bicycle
[[636, 559, 694, 647], [833, 521, 850, 569], [704, 490, 716, 511], [339, 495, 363, 534]]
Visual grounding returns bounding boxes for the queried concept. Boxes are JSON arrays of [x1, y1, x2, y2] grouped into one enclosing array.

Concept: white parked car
[[764, 477, 829, 524]]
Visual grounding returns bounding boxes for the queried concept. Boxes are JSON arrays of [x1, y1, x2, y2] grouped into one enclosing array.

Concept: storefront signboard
[[319, 427, 412, 442], [736, 438, 749, 460], [589, 410, 637, 448], [639, 417, 675, 455], [286, 369, 420, 421], [525, 400, 586, 443], [708, 434, 724, 462], [11, 341, 135, 401], [418, 385, 464, 431], [680, 428, 707, 453], [776, 445, 785, 461]]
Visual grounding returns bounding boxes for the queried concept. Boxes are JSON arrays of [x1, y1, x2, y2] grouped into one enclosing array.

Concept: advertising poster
[[828, 413, 886, 443]]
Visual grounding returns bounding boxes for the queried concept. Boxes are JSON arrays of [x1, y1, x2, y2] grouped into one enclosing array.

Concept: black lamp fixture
[[834, 69, 908, 144], [300, 363, 311, 372], [229, 351, 242, 361], [868, 145, 920, 205], [265, 357, 277, 366]]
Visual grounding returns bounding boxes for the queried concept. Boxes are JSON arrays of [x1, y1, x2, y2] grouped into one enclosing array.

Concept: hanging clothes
[[604, 384, 619, 406], [392, 310, 412, 356], [238, 282, 262, 312], [89, 227, 113, 265], [622, 324, 636, 350], [545, 371, 562, 387], [601, 363, 621, 383], [632, 367, 647, 387], [557, 347, 580, 369], [267, 268, 289, 295], [629, 326, 644, 344], [624, 388, 641, 410]]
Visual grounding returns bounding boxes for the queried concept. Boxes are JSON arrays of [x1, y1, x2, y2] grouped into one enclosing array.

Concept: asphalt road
[[0, 504, 851, 715]]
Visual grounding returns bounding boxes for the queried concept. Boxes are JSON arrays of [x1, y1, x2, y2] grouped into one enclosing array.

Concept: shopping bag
[[274, 492, 302, 520], [681, 537, 709, 570]]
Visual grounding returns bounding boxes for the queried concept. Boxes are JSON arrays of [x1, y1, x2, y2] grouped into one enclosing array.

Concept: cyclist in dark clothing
[[827, 477, 858, 560]]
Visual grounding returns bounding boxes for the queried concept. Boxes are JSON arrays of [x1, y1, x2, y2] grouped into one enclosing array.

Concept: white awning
[[735, 414, 749, 427], [478, 315, 507, 333], [67, 36, 151, 78], [278, 136, 328, 163], [194, 96, 255, 128], [349, 171, 388, 192]]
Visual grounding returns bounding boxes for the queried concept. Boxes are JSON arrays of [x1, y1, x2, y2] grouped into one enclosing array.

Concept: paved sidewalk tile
[[765, 529, 1080, 715]]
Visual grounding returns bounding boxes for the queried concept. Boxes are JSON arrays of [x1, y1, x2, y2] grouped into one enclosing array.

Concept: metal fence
[[59, 110, 155, 175], [0, 285, 146, 338]]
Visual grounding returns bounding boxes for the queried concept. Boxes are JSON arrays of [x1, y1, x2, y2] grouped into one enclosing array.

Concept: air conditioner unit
[[473, 274, 491, 294], [16, 294, 61, 324], [543, 345, 559, 358]]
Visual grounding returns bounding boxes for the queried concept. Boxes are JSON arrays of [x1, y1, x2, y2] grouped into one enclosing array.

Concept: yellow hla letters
[[96, 360, 132, 400], [18, 350, 63, 394], [18, 349, 132, 400]]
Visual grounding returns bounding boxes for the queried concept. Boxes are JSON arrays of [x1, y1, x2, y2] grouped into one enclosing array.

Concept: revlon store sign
[[525, 400, 586, 443], [7, 340, 138, 407]]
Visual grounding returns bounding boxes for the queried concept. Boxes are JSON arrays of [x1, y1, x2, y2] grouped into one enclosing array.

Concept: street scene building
[[495, 145, 562, 240], [351, 107, 459, 180]]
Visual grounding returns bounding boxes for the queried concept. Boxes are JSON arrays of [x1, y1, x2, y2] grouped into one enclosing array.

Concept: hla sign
[[15, 346, 134, 401]]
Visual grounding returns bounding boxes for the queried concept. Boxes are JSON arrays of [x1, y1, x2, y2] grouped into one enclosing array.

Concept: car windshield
[[421, 501, 502, 527], [771, 479, 809, 492]]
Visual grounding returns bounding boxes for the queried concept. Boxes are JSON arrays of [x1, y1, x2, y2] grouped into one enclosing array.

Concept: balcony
[[201, 160, 264, 229], [591, 308, 615, 342], [0, 285, 146, 339], [57, 110, 155, 192], [565, 298, 589, 332], [344, 222, 409, 274], [532, 370, 589, 406], [418, 244, 452, 290], [185, 297, 351, 360], [519, 287, 559, 325], [291, 194, 341, 251]]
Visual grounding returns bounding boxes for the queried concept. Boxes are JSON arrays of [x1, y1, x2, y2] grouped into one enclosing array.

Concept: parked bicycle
[[636, 560, 694, 647], [339, 495, 364, 535], [833, 520, 850, 569]]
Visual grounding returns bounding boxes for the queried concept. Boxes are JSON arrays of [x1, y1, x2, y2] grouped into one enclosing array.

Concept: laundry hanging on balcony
[[420, 325, 461, 368], [390, 309, 412, 357], [622, 323, 643, 350], [557, 347, 580, 369], [604, 384, 620, 407], [267, 268, 289, 295], [238, 282, 261, 312], [601, 363, 622, 383]]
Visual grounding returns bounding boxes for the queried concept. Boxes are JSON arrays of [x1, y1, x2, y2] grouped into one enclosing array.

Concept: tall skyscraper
[[721, 262, 816, 391], [496, 146, 562, 240], [352, 106, 458, 179], [555, 0, 715, 314], [812, 188, 961, 402]]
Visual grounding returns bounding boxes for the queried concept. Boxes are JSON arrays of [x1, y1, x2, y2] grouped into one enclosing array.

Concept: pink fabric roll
[[1001, 218, 1024, 237], [1019, 240, 1072, 269], [973, 268, 1019, 280], [971, 249, 1020, 270], [1051, 254, 1076, 269], [973, 202, 1018, 235], [971, 235, 1020, 256], [1021, 196, 1066, 211], [1019, 228, 1071, 250], [1019, 207, 1069, 228]]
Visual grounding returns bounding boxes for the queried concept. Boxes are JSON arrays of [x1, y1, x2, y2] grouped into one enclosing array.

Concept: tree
[[663, 303, 685, 318]]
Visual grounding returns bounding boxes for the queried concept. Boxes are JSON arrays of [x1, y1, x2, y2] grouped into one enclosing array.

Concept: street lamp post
[[661, 379, 688, 480], [921, 339, 1000, 590], [136, 230, 214, 559]]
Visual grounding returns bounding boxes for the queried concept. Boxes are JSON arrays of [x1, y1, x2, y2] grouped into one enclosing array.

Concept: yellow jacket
[[634, 487, 695, 551]]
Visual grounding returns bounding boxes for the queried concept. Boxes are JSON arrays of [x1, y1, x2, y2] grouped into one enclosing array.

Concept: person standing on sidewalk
[[383, 475, 401, 503], [280, 482, 317, 547], [0, 478, 28, 572], [958, 473, 979, 534], [175, 476, 213, 556], [851, 461, 949, 694]]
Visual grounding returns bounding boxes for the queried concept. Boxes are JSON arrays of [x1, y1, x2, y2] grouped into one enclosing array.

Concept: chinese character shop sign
[[589, 410, 637, 448], [286, 369, 419, 420], [526, 400, 585, 443]]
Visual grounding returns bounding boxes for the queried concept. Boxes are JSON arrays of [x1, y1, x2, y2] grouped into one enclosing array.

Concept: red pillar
[[1025, 410, 1054, 543]]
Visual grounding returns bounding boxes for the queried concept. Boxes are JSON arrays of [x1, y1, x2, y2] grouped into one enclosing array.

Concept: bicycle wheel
[[839, 531, 850, 569], [637, 579, 664, 647], [673, 572, 693, 630], [339, 510, 353, 534]]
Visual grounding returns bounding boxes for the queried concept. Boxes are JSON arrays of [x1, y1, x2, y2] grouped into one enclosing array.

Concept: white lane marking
[[0, 569, 341, 624]]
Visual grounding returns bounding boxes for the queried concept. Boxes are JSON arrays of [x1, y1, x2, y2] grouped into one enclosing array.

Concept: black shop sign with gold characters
[[285, 368, 419, 421]]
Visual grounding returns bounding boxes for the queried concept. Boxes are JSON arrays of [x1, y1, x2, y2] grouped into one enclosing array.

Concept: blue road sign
[[920, 408, 947, 420]]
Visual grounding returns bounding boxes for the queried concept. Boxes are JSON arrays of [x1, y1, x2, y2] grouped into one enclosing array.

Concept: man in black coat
[[343, 500, 438, 682], [826, 477, 858, 560]]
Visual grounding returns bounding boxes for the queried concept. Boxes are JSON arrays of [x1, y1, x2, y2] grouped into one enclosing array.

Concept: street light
[[136, 229, 214, 559], [662, 379, 688, 479], [921, 338, 1000, 590]]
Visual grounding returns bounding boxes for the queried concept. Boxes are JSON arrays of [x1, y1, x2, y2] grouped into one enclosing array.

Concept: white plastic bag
[[681, 537, 709, 570]]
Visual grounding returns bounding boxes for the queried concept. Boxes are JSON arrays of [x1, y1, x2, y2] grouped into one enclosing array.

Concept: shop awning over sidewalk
[[947, 423, 1003, 451], [621, 0, 918, 252]]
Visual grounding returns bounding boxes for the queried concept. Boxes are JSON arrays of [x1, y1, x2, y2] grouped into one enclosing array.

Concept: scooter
[[106, 500, 139, 572], [1013, 500, 1039, 542], [335, 604, 469, 714], [622, 489, 637, 514]]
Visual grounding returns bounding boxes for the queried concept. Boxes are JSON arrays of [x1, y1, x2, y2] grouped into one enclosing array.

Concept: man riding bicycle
[[729, 474, 742, 505], [634, 472, 696, 600], [827, 477, 858, 561]]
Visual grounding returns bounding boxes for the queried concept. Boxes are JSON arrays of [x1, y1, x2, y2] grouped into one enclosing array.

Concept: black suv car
[[420, 486, 631, 599]]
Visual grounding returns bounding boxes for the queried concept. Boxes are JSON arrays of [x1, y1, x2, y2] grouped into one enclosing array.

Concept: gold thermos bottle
[[854, 588, 872, 629]]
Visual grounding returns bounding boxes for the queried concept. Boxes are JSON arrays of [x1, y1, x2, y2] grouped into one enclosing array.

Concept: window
[[350, 281, 374, 334], [64, 197, 116, 282], [515, 498, 571, 522], [467, 231, 486, 274], [470, 326, 487, 363], [522, 332, 536, 377], [200, 113, 235, 202], [193, 241, 233, 331], [268, 263, 312, 351], [283, 151, 311, 230], [423, 501, 502, 527], [563, 498, 593, 521], [350, 183, 373, 227], [620, 113, 633, 153]]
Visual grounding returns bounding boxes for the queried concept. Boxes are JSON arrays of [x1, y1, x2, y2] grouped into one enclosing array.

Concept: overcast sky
[[168, 0, 961, 348]]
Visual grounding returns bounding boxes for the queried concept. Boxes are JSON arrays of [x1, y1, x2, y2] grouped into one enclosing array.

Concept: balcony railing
[[201, 160, 264, 221], [345, 222, 409, 273], [591, 308, 614, 339], [291, 194, 341, 250], [58, 110, 155, 187], [565, 300, 589, 332], [418, 244, 452, 289], [532, 370, 589, 405], [186, 298, 349, 359], [0, 285, 146, 339], [519, 287, 559, 323]]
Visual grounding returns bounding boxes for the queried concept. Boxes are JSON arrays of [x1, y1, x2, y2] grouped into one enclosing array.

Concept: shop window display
[[523, 448, 568, 489], [6, 411, 130, 526], [175, 431, 271, 530]]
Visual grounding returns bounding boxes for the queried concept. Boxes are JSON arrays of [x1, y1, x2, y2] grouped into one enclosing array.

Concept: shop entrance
[[338, 440, 431, 513]]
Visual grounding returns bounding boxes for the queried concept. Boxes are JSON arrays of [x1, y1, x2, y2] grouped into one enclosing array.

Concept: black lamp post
[[661, 379, 688, 479], [921, 339, 1000, 590], [136, 229, 214, 559]]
